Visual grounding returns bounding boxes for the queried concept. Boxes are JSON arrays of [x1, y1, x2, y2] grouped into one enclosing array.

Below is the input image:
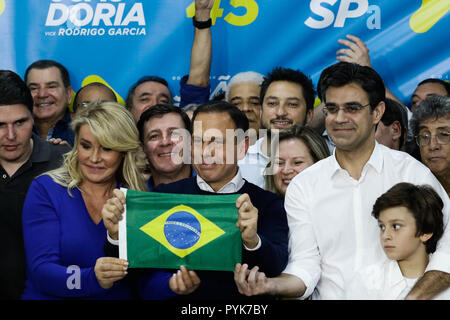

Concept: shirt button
[[2, 174, 7, 179]]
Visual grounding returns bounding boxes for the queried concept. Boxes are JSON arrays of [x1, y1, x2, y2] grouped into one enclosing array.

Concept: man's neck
[[34, 111, 66, 139], [151, 165, 191, 188], [436, 170, 450, 198], [0, 138, 34, 177], [335, 139, 376, 180]]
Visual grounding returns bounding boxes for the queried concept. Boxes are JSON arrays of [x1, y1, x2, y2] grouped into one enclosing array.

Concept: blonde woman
[[21, 101, 147, 299], [265, 125, 330, 196]]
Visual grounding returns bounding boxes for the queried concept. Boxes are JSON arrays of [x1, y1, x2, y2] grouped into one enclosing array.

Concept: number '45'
[[186, 0, 259, 26]]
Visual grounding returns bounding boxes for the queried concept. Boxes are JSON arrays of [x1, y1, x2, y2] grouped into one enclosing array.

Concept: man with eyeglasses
[[234, 62, 450, 300], [411, 95, 450, 196]]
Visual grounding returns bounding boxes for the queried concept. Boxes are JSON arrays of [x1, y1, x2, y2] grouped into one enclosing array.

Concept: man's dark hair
[[24, 59, 71, 88], [318, 62, 385, 112], [125, 76, 171, 110], [380, 98, 408, 149], [191, 100, 249, 133], [372, 182, 444, 254], [73, 82, 117, 113], [417, 78, 450, 96], [0, 70, 34, 112], [136, 103, 191, 143], [260, 67, 316, 112], [410, 95, 450, 137]]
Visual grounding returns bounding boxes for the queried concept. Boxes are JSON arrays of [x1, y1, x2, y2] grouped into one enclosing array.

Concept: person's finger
[[188, 270, 201, 286], [176, 270, 187, 292], [113, 189, 126, 203], [336, 48, 357, 59], [336, 55, 355, 63], [235, 193, 250, 208], [180, 266, 193, 289], [337, 38, 358, 51], [346, 34, 366, 48], [169, 274, 178, 292]]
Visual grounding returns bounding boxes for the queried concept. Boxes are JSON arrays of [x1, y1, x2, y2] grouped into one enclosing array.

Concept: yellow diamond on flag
[[140, 205, 226, 258]]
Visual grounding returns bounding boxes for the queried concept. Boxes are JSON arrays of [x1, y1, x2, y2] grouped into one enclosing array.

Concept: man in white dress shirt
[[234, 62, 450, 300]]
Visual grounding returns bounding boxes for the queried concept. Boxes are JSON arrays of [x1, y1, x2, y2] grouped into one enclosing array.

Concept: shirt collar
[[196, 168, 244, 193], [329, 141, 384, 178]]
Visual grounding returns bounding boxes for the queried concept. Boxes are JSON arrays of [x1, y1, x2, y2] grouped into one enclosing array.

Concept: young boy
[[346, 182, 449, 299]]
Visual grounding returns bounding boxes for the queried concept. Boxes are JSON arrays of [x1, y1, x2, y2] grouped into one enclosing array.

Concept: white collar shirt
[[238, 137, 269, 189], [346, 257, 450, 300], [196, 169, 245, 193], [283, 142, 450, 300]]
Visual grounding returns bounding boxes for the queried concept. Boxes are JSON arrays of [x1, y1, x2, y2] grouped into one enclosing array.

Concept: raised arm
[[187, 0, 214, 87]]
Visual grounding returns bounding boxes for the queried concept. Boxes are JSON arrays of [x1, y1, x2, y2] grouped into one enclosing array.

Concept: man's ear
[[237, 136, 249, 161], [391, 120, 402, 141], [66, 86, 74, 104], [372, 101, 385, 125], [305, 108, 314, 125]]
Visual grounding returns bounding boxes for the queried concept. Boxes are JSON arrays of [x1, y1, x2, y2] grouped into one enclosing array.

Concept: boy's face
[[378, 206, 431, 262]]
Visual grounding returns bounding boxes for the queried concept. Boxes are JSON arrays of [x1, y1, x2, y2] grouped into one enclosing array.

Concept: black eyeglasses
[[323, 103, 371, 116], [415, 132, 450, 146]]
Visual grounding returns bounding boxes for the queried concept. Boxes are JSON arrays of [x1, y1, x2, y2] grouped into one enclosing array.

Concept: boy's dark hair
[[260, 67, 316, 112], [372, 182, 444, 254], [191, 100, 249, 136], [0, 70, 34, 112], [125, 76, 171, 110], [24, 59, 71, 88], [318, 62, 385, 112], [136, 103, 191, 143]]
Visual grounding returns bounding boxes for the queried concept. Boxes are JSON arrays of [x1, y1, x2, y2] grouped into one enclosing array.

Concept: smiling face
[[417, 116, 450, 179], [261, 81, 312, 130], [378, 206, 430, 263], [273, 138, 315, 196], [26, 67, 72, 123], [324, 83, 384, 153], [192, 111, 247, 191], [0, 104, 34, 166], [130, 81, 172, 122], [77, 124, 123, 186], [142, 112, 188, 176]]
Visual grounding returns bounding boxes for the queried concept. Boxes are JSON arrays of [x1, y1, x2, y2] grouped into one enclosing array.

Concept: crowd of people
[[1, 0, 449, 300]]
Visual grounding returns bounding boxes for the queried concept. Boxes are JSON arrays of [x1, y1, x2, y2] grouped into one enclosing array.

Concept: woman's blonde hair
[[265, 125, 330, 196], [47, 101, 147, 194]]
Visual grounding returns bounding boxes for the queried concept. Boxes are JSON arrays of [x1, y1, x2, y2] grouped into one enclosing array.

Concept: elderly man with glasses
[[411, 95, 450, 196]]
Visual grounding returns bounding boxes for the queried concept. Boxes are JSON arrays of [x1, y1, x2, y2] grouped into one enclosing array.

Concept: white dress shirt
[[345, 257, 450, 300], [283, 142, 450, 300], [238, 137, 269, 188]]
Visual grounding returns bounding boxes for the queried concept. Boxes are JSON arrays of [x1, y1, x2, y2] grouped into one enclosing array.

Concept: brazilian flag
[[119, 189, 242, 271]]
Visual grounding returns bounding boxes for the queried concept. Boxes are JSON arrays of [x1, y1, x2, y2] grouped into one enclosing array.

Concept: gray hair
[[410, 95, 450, 136], [225, 71, 264, 102]]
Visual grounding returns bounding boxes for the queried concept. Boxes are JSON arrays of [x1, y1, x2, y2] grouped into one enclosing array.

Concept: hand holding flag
[[236, 193, 259, 249], [102, 189, 126, 240]]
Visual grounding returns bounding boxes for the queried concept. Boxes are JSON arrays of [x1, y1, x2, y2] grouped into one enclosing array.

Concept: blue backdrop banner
[[0, 0, 448, 107]]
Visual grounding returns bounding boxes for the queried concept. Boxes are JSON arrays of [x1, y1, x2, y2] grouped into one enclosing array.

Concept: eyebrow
[[378, 218, 406, 224]]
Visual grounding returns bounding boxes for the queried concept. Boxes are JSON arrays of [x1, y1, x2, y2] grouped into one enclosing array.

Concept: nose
[[90, 148, 101, 163], [334, 108, 349, 123], [428, 134, 441, 150], [381, 229, 392, 241], [275, 104, 287, 117], [36, 86, 49, 98], [6, 124, 16, 140], [281, 163, 294, 175]]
